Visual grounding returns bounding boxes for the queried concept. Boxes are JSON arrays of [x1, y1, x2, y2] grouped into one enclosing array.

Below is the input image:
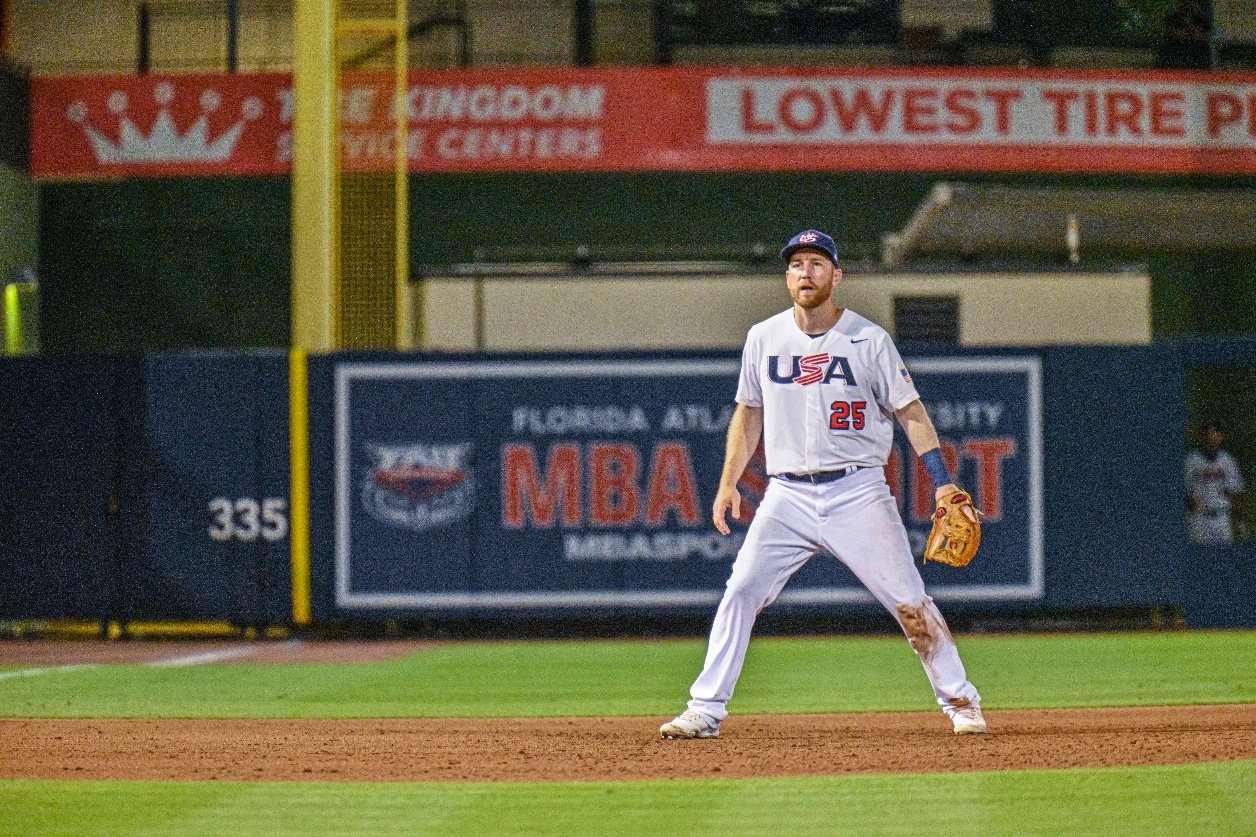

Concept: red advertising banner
[[31, 66, 1256, 178]]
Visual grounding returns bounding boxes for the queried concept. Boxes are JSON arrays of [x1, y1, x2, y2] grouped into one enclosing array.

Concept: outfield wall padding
[[0, 342, 1252, 629], [0, 355, 143, 622], [134, 351, 292, 624], [0, 352, 291, 627]]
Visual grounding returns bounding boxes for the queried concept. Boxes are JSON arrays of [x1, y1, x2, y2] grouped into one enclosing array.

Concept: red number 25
[[830, 400, 867, 430]]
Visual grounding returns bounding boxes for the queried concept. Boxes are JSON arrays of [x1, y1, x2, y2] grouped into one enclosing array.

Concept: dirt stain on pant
[[897, 602, 935, 660], [896, 599, 954, 665], [896, 599, 971, 711]]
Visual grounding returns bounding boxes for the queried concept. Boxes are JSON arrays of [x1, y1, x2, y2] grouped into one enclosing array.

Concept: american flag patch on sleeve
[[900, 366, 913, 383]]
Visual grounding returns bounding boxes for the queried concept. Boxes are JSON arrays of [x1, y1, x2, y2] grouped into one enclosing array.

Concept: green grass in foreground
[[1, 631, 1254, 718], [2, 761, 1254, 837]]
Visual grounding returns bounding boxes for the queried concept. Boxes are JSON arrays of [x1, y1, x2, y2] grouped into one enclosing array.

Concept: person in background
[[1185, 422, 1246, 545]]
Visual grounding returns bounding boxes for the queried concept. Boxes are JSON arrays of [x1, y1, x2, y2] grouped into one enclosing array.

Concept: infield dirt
[[1, 640, 1253, 783]]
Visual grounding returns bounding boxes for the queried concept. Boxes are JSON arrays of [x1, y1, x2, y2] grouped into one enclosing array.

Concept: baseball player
[[1185, 422, 1246, 545], [660, 229, 986, 740]]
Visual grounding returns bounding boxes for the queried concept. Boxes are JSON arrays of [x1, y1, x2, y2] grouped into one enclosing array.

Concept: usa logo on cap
[[780, 229, 840, 266]]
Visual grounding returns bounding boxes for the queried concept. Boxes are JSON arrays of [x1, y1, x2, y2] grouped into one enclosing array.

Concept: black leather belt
[[777, 467, 858, 484]]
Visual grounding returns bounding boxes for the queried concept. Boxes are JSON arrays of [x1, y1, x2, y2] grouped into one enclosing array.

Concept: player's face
[[786, 249, 841, 310]]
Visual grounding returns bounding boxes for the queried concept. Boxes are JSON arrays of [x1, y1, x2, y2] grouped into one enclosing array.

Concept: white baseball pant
[[1188, 512, 1234, 545], [687, 466, 981, 722]]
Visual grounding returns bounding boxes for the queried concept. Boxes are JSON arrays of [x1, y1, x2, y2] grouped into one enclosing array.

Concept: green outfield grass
[[1, 631, 1254, 718], [2, 631, 1254, 836], [2, 761, 1254, 837]]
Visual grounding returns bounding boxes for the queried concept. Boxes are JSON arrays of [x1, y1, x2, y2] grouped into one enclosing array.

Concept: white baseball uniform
[[687, 307, 981, 722], [1185, 449, 1244, 545]]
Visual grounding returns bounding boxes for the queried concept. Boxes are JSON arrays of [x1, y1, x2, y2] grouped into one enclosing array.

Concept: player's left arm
[[1223, 453, 1246, 497], [1224, 454, 1247, 539], [895, 398, 960, 502]]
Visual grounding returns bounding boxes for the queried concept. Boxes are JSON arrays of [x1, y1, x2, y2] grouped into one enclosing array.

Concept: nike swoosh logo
[[851, 339, 868, 343]]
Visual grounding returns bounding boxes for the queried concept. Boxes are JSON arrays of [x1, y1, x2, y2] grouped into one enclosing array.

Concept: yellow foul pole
[[289, 0, 338, 625], [291, 0, 338, 352], [288, 348, 311, 626], [394, 0, 411, 349]]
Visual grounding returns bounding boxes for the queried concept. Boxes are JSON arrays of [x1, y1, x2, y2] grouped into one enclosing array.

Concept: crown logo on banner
[[66, 81, 263, 165]]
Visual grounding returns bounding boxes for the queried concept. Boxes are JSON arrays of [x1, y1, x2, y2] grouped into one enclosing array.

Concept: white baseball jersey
[[1185, 449, 1244, 545], [736, 308, 919, 475], [1185, 449, 1243, 516]]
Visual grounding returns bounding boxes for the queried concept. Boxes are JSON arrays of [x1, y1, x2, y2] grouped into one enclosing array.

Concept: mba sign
[[329, 356, 1042, 612]]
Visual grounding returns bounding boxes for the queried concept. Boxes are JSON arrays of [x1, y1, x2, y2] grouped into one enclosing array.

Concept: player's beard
[[790, 279, 834, 310]]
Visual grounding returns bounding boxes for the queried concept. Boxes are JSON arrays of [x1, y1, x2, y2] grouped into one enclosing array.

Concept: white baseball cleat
[[951, 705, 987, 735], [660, 710, 720, 739]]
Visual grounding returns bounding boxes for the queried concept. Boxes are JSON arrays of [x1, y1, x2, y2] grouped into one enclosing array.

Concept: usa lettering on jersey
[[766, 354, 858, 386]]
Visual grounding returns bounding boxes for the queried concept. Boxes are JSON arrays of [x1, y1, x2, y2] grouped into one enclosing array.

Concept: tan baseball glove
[[923, 490, 981, 568]]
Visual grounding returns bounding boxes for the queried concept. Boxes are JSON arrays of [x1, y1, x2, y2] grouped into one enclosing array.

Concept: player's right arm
[[713, 403, 764, 535], [1184, 455, 1201, 514]]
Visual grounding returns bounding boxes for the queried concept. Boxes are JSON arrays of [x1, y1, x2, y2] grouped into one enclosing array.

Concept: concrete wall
[[900, 0, 992, 42], [415, 268, 1152, 351], [9, 0, 140, 75], [1215, 0, 1256, 42], [7, 0, 656, 74], [15, 0, 1253, 76]]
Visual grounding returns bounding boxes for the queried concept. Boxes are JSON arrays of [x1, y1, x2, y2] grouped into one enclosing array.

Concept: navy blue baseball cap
[[780, 230, 839, 266]]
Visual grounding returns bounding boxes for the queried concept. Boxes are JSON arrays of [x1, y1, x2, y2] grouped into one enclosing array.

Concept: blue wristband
[[921, 447, 951, 487]]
